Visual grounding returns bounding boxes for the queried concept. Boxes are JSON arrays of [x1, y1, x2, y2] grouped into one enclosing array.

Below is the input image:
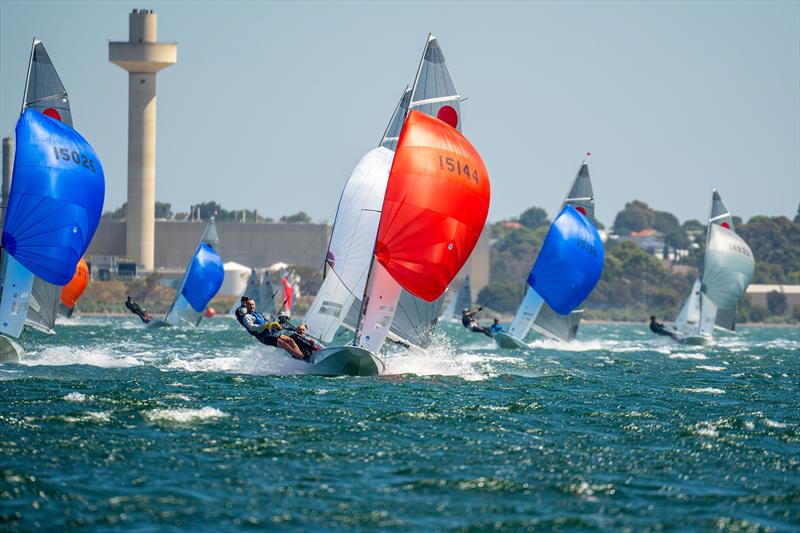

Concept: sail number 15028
[[439, 156, 479, 184], [52, 146, 96, 173]]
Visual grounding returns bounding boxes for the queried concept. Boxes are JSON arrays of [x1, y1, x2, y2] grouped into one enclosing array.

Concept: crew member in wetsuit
[[290, 323, 321, 359], [241, 299, 305, 359], [234, 296, 248, 326], [461, 307, 493, 338], [649, 315, 678, 339], [125, 295, 152, 324]]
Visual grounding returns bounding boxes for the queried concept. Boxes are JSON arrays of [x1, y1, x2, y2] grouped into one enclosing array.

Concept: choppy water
[[1, 317, 798, 531]]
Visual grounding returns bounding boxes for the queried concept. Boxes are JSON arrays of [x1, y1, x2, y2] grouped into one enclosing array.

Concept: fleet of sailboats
[[0, 34, 765, 372]]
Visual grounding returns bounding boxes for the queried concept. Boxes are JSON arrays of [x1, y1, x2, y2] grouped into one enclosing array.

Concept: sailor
[[234, 296, 248, 326], [125, 295, 152, 324], [242, 299, 305, 359], [290, 323, 321, 359], [461, 307, 493, 338], [489, 318, 504, 335], [649, 315, 678, 339]]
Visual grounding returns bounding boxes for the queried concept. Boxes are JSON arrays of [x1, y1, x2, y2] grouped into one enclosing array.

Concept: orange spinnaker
[[60, 258, 89, 308], [375, 110, 490, 302]]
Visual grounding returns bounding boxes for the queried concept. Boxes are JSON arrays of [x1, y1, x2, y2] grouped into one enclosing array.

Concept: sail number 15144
[[439, 156, 479, 184]]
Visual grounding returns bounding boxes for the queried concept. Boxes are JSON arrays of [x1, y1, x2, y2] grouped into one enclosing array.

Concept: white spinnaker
[[702, 224, 754, 313], [304, 147, 392, 342]]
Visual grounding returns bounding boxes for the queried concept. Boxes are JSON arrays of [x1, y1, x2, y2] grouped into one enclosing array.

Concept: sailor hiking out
[[649, 315, 679, 340], [461, 307, 493, 338], [125, 296, 152, 324], [239, 298, 306, 360]]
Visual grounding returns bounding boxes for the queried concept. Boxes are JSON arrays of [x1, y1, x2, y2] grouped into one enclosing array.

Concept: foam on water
[[144, 406, 228, 424], [678, 387, 726, 395], [22, 345, 143, 368], [669, 353, 708, 360], [63, 392, 87, 402]]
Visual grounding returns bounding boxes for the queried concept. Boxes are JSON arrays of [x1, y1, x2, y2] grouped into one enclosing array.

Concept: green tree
[[280, 211, 312, 224], [613, 200, 655, 234], [155, 202, 173, 219], [766, 291, 788, 315], [476, 280, 524, 314], [102, 203, 127, 220], [519, 206, 548, 229]]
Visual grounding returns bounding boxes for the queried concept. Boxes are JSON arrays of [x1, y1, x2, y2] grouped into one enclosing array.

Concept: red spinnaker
[[281, 276, 293, 314], [60, 258, 89, 308], [375, 111, 490, 302]]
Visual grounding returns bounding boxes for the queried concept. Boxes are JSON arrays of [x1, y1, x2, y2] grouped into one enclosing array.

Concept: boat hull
[[145, 319, 172, 329], [309, 346, 384, 376], [678, 334, 713, 346], [0, 335, 23, 363], [493, 332, 528, 350]]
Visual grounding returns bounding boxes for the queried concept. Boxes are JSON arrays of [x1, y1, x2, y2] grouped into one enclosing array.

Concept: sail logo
[[576, 238, 598, 258], [51, 146, 97, 173], [728, 243, 751, 257], [439, 155, 479, 184]]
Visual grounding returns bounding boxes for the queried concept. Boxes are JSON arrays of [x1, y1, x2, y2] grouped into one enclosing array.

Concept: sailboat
[[58, 258, 90, 318], [231, 269, 276, 317], [440, 275, 473, 323], [146, 218, 224, 328], [307, 109, 490, 375], [672, 189, 754, 344], [304, 34, 464, 355], [0, 39, 105, 361], [494, 161, 604, 349]]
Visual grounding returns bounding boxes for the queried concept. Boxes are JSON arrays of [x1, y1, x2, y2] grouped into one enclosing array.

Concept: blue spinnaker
[[2, 109, 105, 285], [181, 243, 224, 312], [528, 205, 604, 315]]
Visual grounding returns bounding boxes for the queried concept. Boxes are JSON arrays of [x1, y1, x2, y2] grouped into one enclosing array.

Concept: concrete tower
[[109, 9, 176, 271]]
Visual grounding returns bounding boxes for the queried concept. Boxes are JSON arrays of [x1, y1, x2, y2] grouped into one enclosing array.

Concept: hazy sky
[[1, 1, 798, 228]]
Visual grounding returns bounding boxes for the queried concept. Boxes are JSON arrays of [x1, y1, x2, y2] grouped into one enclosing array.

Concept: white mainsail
[[441, 276, 472, 322], [304, 147, 392, 342], [674, 190, 754, 341]]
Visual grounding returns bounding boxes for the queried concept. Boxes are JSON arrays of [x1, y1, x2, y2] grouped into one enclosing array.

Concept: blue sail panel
[[181, 243, 224, 313], [2, 109, 105, 285], [528, 205, 604, 315]]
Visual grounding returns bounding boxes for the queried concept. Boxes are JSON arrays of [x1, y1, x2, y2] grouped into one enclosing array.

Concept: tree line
[[102, 201, 313, 224]]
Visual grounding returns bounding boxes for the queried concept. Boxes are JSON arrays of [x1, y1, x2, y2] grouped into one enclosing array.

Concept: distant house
[[746, 285, 800, 310], [617, 228, 688, 261], [499, 221, 523, 229]]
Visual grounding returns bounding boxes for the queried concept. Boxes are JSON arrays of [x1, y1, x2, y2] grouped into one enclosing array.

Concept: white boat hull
[[0, 335, 23, 363], [493, 332, 529, 350], [309, 346, 384, 376]]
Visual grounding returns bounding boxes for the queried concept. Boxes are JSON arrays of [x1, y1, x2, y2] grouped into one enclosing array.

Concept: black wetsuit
[[125, 297, 151, 323], [649, 319, 677, 339], [461, 311, 493, 338], [290, 333, 319, 358]]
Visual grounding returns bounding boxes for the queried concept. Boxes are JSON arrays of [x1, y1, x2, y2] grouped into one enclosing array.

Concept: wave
[[144, 406, 228, 424]]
